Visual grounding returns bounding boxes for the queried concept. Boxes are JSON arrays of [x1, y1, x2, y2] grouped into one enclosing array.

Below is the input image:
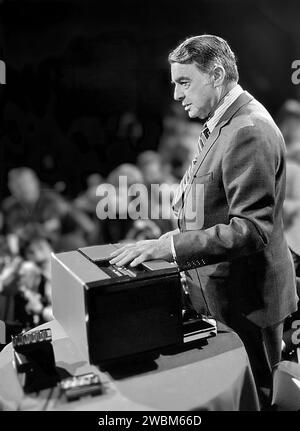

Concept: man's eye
[[181, 82, 190, 88]]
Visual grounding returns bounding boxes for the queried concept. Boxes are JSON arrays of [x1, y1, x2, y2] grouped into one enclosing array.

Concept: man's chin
[[188, 109, 204, 119], [187, 110, 197, 118]]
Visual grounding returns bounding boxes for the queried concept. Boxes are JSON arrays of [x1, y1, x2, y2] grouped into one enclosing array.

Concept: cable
[[178, 191, 213, 319], [42, 386, 55, 411]]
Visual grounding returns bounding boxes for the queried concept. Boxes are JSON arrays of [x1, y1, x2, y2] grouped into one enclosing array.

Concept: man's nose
[[174, 85, 184, 102]]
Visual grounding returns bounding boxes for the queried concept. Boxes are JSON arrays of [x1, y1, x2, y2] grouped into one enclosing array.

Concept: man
[[1, 167, 67, 240], [110, 35, 298, 398], [1, 167, 94, 251]]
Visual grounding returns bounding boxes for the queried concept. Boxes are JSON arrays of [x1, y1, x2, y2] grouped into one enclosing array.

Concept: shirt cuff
[[170, 235, 177, 264]]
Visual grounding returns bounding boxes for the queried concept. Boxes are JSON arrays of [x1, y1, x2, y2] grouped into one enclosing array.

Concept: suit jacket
[[173, 91, 298, 329]]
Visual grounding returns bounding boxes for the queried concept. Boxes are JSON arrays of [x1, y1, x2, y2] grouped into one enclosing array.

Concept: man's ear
[[211, 65, 226, 87]]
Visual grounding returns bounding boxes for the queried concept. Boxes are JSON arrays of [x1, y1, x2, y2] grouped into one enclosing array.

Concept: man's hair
[[8, 167, 38, 185], [168, 34, 239, 82]]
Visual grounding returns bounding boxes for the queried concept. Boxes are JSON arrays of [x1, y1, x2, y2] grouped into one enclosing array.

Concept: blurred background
[[2, 0, 300, 196], [1, 0, 300, 341]]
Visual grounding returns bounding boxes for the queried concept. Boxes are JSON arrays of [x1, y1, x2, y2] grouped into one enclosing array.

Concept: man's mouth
[[184, 104, 191, 111]]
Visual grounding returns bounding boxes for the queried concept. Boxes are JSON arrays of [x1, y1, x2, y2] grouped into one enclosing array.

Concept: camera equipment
[[12, 328, 60, 393]]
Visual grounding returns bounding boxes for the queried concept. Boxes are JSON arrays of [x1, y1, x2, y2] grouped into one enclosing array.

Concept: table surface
[[0, 319, 260, 411]]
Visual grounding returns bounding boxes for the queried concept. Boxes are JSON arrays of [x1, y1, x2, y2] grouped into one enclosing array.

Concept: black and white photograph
[[1, 0, 300, 419]]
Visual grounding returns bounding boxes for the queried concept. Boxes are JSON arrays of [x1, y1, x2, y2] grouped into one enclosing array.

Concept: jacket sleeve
[[173, 125, 282, 270]]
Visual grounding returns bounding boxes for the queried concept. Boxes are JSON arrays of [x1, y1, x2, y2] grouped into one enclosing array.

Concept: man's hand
[[109, 237, 173, 267]]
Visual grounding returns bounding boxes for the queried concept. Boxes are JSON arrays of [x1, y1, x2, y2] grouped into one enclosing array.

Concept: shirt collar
[[206, 84, 244, 133]]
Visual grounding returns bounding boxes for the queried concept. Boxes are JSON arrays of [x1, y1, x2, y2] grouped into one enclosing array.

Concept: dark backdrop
[[1, 0, 300, 197]]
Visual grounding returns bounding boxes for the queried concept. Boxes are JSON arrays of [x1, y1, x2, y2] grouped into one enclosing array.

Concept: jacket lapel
[[192, 91, 253, 178], [182, 91, 254, 204]]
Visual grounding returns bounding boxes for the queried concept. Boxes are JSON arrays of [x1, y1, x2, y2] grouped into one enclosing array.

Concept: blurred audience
[[0, 155, 181, 335], [276, 100, 300, 256], [0, 226, 53, 335], [276, 99, 300, 360], [277, 100, 300, 162], [1, 167, 95, 253], [136, 150, 176, 187], [74, 173, 105, 245], [159, 102, 203, 180]]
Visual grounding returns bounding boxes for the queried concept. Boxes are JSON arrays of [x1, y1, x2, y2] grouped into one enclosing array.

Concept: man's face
[[171, 62, 217, 120]]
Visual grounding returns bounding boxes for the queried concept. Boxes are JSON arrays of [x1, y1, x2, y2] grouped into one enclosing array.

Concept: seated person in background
[[16, 226, 53, 329], [74, 173, 105, 246], [15, 260, 52, 329], [136, 151, 178, 232], [0, 237, 23, 334], [100, 164, 145, 243], [1, 167, 95, 252], [0, 227, 53, 333], [2, 167, 67, 243]]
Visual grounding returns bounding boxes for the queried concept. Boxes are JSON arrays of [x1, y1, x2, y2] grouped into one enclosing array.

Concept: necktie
[[197, 125, 210, 151], [172, 124, 210, 214]]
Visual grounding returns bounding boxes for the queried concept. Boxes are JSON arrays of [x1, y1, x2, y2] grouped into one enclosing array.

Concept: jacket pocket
[[194, 172, 213, 184]]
